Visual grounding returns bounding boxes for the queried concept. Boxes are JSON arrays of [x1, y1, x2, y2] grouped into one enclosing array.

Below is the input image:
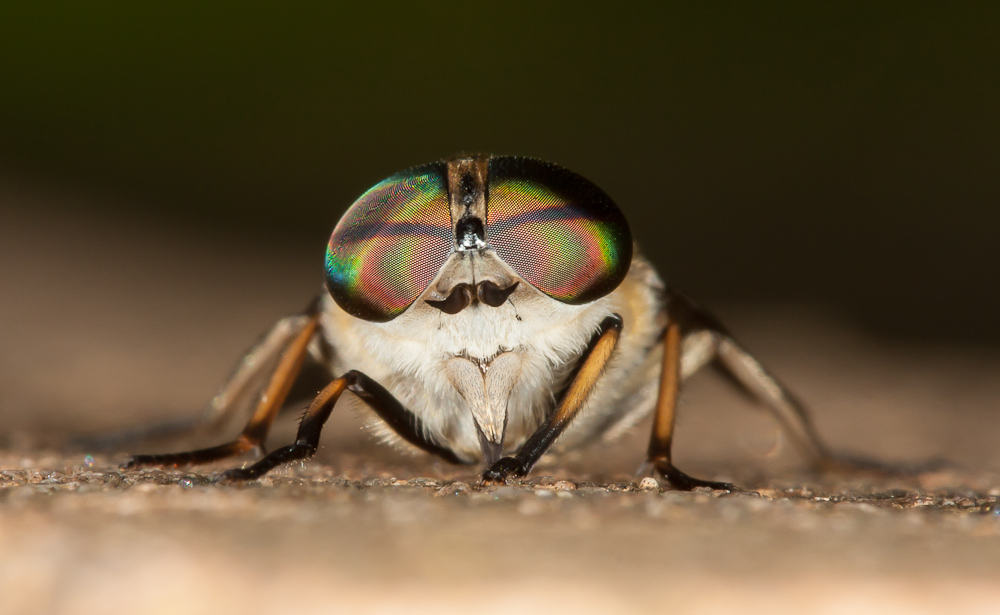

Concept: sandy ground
[[2, 183, 1000, 614]]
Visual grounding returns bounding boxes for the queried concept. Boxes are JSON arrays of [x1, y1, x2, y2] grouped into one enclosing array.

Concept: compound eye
[[486, 157, 633, 304], [325, 162, 452, 322]]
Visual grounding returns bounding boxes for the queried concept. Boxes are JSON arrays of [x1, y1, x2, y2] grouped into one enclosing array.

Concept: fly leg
[[482, 314, 623, 484], [221, 370, 464, 481], [78, 302, 321, 451], [647, 289, 834, 491], [647, 309, 738, 491], [125, 300, 323, 469]]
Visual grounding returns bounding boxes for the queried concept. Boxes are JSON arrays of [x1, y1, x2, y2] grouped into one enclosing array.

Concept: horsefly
[[127, 155, 845, 490]]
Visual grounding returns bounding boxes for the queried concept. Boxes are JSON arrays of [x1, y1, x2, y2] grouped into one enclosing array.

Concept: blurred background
[[2, 2, 999, 447], [3, 8, 1000, 612], [2, 3, 997, 343]]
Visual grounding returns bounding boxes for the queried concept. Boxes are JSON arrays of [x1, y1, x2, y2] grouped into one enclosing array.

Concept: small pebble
[[638, 477, 659, 491]]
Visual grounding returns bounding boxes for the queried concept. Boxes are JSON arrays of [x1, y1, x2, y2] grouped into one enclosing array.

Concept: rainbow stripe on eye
[[325, 164, 452, 321], [486, 159, 632, 304]]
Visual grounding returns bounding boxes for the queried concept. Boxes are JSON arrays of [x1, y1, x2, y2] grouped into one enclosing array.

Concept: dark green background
[[2, 3, 998, 342]]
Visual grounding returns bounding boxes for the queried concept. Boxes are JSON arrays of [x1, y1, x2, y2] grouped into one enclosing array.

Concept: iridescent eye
[[486, 157, 632, 304], [325, 163, 452, 322]]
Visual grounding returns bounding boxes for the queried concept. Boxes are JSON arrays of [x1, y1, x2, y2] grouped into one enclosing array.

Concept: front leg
[[222, 370, 463, 481], [482, 314, 623, 484]]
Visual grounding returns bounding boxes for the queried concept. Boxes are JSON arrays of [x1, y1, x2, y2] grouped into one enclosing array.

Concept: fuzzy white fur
[[318, 250, 667, 463]]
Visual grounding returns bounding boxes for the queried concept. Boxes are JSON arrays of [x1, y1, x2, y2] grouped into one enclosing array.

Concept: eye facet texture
[[486, 157, 632, 304], [325, 163, 452, 322], [326, 156, 633, 322]]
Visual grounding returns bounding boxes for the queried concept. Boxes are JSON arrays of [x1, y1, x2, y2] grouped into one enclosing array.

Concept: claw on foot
[[654, 460, 738, 492], [481, 457, 527, 485]]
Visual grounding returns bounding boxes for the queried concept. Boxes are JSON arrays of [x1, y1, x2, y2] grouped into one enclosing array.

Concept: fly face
[[127, 155, 846, 491], [322, 155, 632, 323], [321, 155, 634, 465]]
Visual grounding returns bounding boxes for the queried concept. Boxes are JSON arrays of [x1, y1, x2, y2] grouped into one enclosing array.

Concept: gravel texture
[[3, 191, 1000, 614]]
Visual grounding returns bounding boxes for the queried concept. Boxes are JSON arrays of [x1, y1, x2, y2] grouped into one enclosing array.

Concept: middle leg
[[126, 305, 322, 469], [646, 289, 836, 490], [647, 317, 737, 491]]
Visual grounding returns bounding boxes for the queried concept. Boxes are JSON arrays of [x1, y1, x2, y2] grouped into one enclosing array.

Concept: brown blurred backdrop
[[1, 3, 998, 344], [3, 12, 1000, 611]]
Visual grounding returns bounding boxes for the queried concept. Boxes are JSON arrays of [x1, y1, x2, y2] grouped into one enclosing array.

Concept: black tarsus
[[482, 314, 623, 483], [344, 371, 462, 464], [222, 370, 465, 482], [658, 463, 738, 492]]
